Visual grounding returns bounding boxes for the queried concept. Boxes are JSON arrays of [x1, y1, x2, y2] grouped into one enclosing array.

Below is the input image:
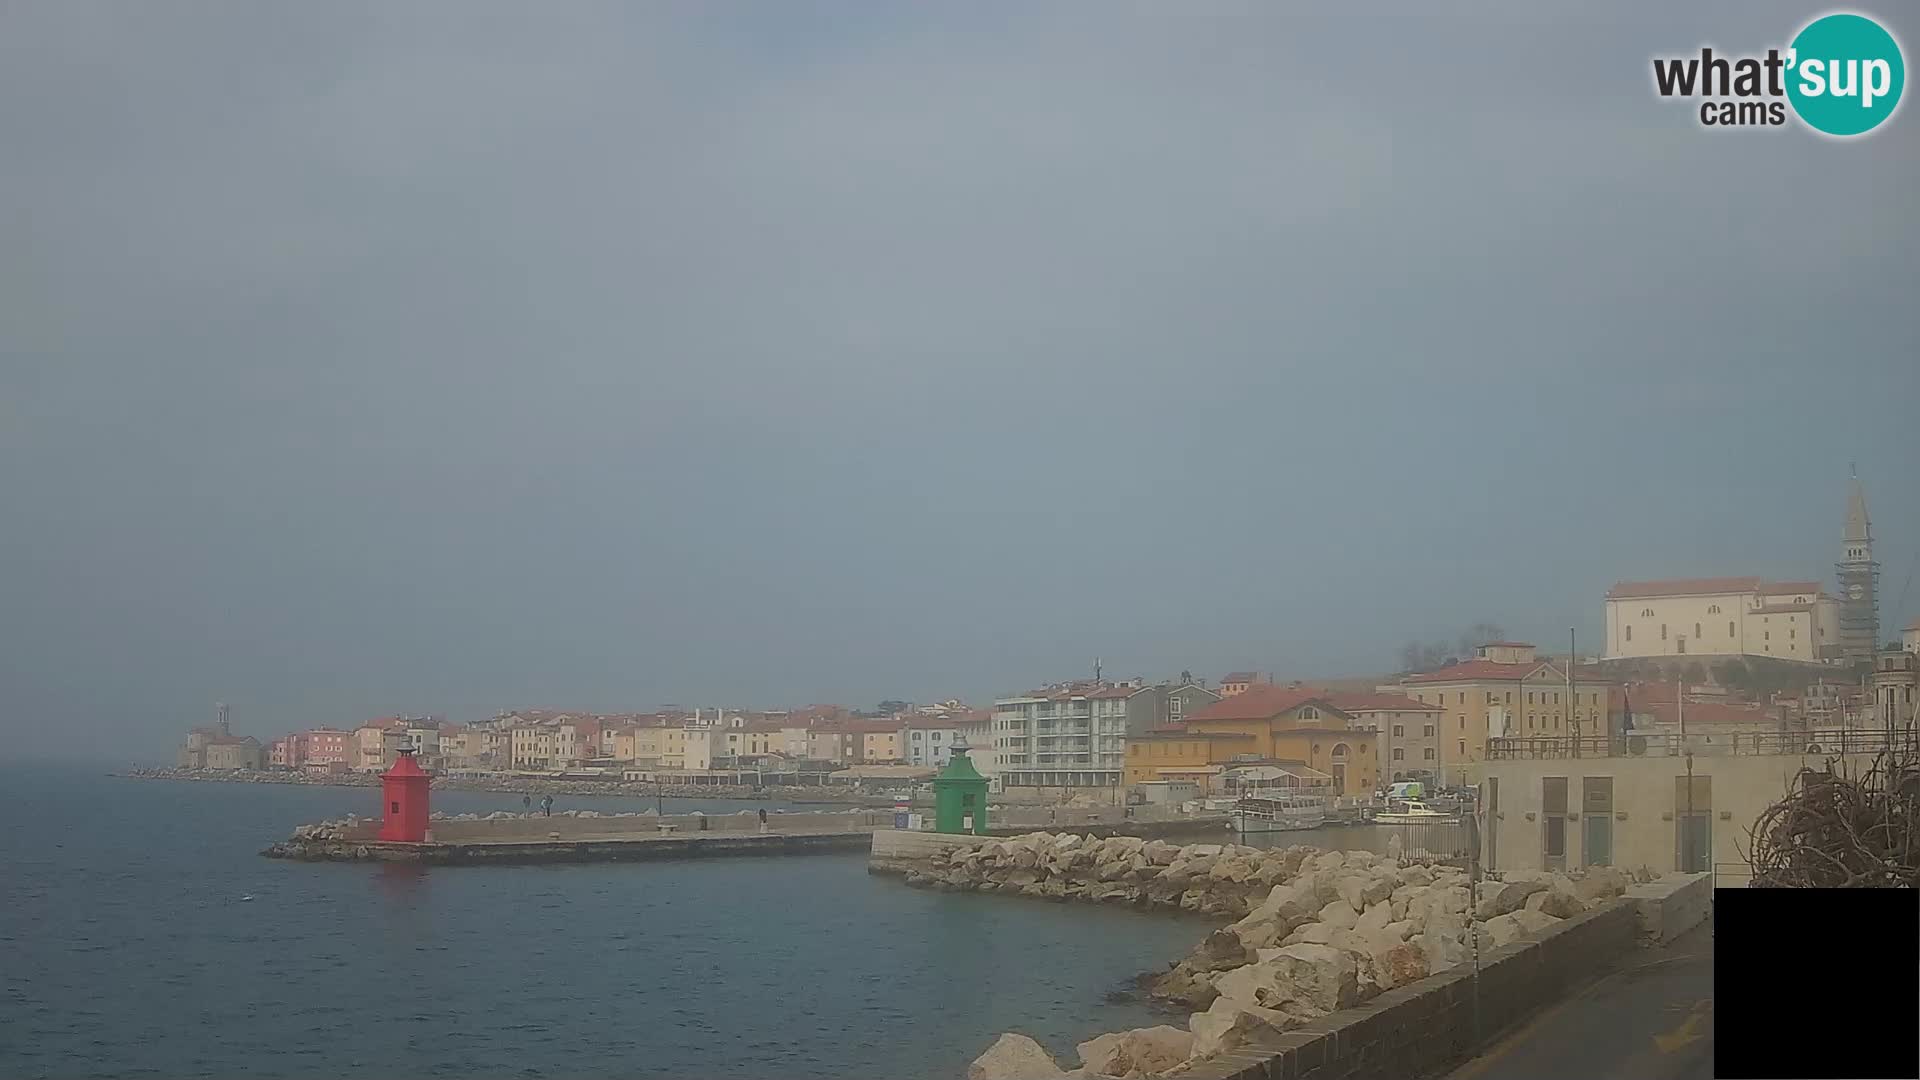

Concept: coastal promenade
[[265, 808, 1234, 864]]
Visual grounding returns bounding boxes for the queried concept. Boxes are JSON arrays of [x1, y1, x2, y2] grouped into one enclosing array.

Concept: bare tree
[[1456, 622, 1508, 659]]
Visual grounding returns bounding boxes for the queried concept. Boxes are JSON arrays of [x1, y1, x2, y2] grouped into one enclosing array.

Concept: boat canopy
[[1387, 781, 1425, 800]]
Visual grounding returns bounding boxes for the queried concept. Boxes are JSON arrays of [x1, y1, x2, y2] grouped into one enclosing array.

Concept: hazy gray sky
[[4, 2, 1916, 759]]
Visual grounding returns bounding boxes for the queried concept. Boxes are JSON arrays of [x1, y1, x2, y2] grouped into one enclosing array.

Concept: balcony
[[1486, 727, 1915, 761]]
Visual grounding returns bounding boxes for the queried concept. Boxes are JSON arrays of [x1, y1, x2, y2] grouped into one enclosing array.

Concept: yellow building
[[1382, 643, 1608, 785], [1176, 686, 1378, 797], [1124, 731, 1257, 791], [859, 727, 900, 763]]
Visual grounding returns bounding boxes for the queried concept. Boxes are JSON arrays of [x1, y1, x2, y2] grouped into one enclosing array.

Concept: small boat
[[1372, 799, 1459, 825], [1230, 793, 1328, 834]]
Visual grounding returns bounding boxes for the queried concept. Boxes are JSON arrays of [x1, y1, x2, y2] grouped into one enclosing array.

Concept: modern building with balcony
[[991, 681, 1137, 792]]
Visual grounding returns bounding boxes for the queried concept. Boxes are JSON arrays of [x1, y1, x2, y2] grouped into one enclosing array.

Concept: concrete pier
[[265, 830, 873, 864]]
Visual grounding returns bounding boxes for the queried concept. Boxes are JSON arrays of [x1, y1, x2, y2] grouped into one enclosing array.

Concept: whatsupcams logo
[[1652, 11, 1905, 135]]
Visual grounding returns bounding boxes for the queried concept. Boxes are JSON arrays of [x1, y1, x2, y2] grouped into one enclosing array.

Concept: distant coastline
[[113, 766, 893, 804]]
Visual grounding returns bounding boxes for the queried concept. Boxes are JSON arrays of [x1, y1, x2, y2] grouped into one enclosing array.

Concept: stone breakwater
[[120, 766, 776, 801], [889, 833, 1637, 1080]]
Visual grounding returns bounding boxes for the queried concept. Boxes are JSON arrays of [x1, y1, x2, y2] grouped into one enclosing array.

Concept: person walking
[[523, 794, 532, 813], [541, 793, 553, 817]]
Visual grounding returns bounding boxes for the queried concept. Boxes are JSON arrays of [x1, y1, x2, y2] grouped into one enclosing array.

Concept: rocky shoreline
[[115, 766, 876, 803], [899, 832, 1639, 1079]]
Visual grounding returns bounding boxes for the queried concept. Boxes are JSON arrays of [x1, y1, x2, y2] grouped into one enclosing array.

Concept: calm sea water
[[0, 766, 1207, 1080]]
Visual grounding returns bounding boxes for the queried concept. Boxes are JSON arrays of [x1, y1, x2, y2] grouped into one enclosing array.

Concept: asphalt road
[[1443, 918, 1715, 1080]]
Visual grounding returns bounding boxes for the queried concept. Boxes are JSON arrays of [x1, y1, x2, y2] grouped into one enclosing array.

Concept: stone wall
[[1625, 872, 1711, 945], [1170, 903, 1639, 1080], [264, 831, 872, 864], [286, 809, 889, 844], [945, 836, 1637, 1080]]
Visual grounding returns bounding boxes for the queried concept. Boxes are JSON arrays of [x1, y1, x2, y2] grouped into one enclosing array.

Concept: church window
[[1729, 621, 1735, 637], [1625, 625, 1632, 642], [1695, 623, 1702, 638], [1660, 624, 1668, 640], [1641, 608, 1654, 617], [1708, 605, 1721, 614]]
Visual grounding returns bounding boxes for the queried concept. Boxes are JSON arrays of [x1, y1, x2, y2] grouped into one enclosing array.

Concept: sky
[[3, 2, 1916, 760]]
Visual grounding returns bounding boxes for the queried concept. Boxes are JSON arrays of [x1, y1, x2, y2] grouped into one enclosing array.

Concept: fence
[[1488, 727, 1916, 761], [1377, 819, 1475, 864]]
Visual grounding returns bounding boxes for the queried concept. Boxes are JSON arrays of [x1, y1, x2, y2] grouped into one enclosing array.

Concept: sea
[[0, 765, 1213, 1080]]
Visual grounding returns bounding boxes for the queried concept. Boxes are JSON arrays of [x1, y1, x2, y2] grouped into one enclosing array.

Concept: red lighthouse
[[378, 748, 431, 842]]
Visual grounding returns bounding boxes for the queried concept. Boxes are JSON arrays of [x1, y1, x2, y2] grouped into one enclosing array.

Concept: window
[[1457, 692, 1465, 705], [1764, 631, 1770, 641], [1707, 604, 1721, 614], [1625, 625, 1632, 642], [1660, 624, 1668, 640], [1695, 622, 1702, 638], [1486, 692, 1497, 705], [1392, 724, 1405, 736], [1728, 621, 1735, 637], [1299, 706, 1320, 720], [1424, 748, 1437, 760], [1392, 748, 1405, 760], [1457, 739, 1467, 756], [390, 802, 400, 814], [1790, 629, 1796, 640], [912, 731, 923, 740], [1424, 724, 1435, 736], [1642, 608, 1654, 617], [1528, 692, 1535, 704]]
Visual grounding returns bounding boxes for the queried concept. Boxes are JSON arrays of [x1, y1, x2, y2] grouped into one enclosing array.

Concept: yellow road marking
[[1654, 999, 1712, 1054]]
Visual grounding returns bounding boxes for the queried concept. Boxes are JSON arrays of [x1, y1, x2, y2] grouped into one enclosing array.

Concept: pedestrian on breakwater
[[523, 794, 531, 812], [541, 794, 553, 817]]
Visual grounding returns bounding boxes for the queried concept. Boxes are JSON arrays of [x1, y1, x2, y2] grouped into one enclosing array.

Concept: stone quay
[[870, 831, 1709, 1080]]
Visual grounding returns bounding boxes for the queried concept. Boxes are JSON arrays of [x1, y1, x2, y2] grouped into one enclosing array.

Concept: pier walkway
[[1441, 915, 1713, 1080]]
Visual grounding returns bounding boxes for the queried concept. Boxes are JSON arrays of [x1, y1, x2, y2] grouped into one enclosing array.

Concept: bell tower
[[1836, 466, 1880, 665]]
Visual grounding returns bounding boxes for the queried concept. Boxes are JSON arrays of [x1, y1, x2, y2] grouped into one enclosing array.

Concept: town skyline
[[4, 3, 1916, 762]]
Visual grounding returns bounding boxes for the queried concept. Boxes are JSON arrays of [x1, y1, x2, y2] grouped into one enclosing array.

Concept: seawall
[[264, 830, 874, 864]]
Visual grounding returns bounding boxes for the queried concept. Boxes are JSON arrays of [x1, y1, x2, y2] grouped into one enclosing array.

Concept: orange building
[[1123, 730, 1258, 792], [1175, 686, 1379, 796]]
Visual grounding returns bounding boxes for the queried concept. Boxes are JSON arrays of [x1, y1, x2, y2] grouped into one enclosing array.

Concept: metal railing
[[1486, 727, 1915, 760]]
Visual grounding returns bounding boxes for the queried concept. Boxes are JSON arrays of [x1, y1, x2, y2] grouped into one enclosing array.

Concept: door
[[1584, 813, 1612, 867], [1582, 777, 1614, 867]]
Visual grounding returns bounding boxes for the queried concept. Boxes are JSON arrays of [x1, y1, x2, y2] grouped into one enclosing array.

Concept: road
[[1443, 917, 1714, 1080]]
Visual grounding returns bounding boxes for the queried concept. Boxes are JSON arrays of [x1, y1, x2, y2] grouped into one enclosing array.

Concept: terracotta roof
[[1320, 691, 1442, 713], [1607, 577, 1762, 598], [1756, 581, 1822, 596], [1635, 700, 1778, 726], [1136, 728, 1257, 739], [1183, 686, 1345, 723], [1401, 659, 1557, 684]]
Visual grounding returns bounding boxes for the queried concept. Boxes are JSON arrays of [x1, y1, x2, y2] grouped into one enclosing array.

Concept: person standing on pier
[[523, 794, 531, 813], [541, 793, 553, 817]]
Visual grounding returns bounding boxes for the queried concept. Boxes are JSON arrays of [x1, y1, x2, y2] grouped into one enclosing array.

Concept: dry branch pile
[[1748, 748, 1920, 888]]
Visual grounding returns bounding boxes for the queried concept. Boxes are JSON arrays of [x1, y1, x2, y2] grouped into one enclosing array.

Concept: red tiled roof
[[1137, 728, 1256, 739], [1183, 685, 1345, 723], [1607, 577, 1762, 598], [1401, 659, 1556, 684], [1321, 691, 1442, 713], [1636, 700, 1777, 726], [1756, 581, 1822, 596]]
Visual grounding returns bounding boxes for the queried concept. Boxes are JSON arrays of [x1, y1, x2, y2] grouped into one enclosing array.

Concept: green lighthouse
[[932, 743, 990, 835]]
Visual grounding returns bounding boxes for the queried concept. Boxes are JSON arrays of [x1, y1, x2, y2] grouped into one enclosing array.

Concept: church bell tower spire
[[1836, 466, 1880, 665]]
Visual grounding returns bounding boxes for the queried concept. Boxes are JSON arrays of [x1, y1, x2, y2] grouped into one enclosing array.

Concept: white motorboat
[[1371, 799, 1459, 824], [1230, 794, 1328, 833]]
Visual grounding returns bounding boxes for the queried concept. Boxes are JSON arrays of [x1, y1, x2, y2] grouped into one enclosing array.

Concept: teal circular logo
[[1786, 13, 1905, 136]]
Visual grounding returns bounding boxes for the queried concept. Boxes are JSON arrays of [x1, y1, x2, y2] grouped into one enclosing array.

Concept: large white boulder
[[1318, 900, 1359, 931], [1524, 886, 1587, 920], [1075, 1026, 1194, 1078], [968, 1033, 1065, 1080], [1473, 879, 1547, 920], [1263, 942, 1363, 1013], [1189, 998, 1284, 1058]]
